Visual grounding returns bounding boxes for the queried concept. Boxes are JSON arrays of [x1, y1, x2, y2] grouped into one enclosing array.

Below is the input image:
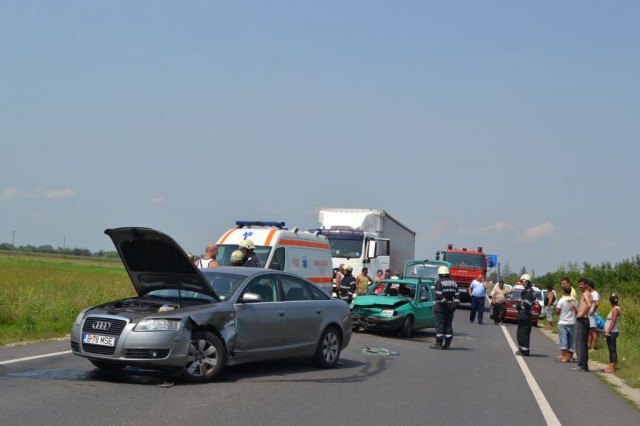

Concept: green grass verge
[[0, 253, 134, 346]]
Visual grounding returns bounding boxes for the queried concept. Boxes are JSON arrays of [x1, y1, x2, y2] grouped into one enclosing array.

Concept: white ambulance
[[215, 221, 334, 293]]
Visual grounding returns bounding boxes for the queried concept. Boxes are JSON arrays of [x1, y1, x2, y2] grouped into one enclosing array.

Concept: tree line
[[0, 243, 118, 258]]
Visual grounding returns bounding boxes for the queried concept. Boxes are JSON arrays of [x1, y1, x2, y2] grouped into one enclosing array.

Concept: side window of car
[[281, 276, 311, 301], [419, 285, 430, 301], [280, 275, 330, 301], [242, 275, 279, 302], [269, 247, 285, 271]]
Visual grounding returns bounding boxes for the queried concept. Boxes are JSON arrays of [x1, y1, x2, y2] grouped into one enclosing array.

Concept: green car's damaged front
[[350, 279, 436, 338]]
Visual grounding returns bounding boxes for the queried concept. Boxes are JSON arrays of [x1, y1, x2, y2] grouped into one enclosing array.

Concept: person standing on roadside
[[355, 267, 372, 296], [374, 269, 384, 282], [603, 294, 621, 374], [469, 275, 487, 324], [545, 285, 557, 330], [571, 278, 592, 372], [197, 244, 219, 268], [490, 280, 511, 324], [515, 274, 536, 356], [587, 280, 601, 351], [555, 286, 578, 363], [230, 250, 245, 266], [561, 277, 577, 299], [431, 266, 459, 350], [334, 264, 345, 298]]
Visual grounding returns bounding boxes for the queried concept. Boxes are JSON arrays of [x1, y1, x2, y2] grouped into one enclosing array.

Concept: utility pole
[[12, 230, 15, 247]]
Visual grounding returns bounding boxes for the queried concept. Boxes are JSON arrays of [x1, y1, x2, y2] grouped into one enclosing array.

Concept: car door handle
[[316, 309, 323, 314], [278, 311, 286, 317]]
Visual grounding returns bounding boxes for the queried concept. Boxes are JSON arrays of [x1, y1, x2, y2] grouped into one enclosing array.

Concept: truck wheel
[[400, 316, 413, 338]]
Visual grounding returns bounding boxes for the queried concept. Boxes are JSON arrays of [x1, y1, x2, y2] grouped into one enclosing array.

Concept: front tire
[[400, 316, 413, 338], [182, 331, 226, 383], [313, 326, 341, 368]]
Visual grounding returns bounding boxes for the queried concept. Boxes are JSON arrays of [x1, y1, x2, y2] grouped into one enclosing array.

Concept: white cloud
[[46, 188, 76, 200], [0, 186, 32, 201], [522, 222, 555, 242], [150, 196, 167, 204], [1, 186, 76, 202], [417, 220, 448, 241]]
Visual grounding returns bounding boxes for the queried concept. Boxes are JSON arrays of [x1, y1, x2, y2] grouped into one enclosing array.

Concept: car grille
[[124, 349, 170, 359], [81, 317, 128, 356]]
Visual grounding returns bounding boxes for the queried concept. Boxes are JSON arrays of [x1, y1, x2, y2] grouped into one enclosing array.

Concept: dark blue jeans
[[470, 296, 485, 323]]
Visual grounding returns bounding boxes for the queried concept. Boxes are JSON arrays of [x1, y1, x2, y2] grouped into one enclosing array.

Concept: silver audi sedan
[[70, 227, 352, 382]]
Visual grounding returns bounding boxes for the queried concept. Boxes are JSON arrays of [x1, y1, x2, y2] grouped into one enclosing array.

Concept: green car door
[[412, 283, 435, 328]]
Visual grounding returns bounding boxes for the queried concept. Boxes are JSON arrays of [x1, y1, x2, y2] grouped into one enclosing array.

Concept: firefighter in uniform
[[431, 266, 459, 350], [239, 239, 261, 267], [516, 273, 537, 356]]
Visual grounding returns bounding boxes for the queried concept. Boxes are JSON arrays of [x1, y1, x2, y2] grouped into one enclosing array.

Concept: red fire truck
[[435, 244, 487, 303]]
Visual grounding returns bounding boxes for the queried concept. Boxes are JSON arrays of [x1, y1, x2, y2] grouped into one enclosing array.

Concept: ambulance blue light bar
[[236, 221, 286, 229]]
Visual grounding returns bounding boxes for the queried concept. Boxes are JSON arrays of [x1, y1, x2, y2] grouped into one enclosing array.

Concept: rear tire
[[400, 316, 413, 338], [182, 330, 226, 383], [313, 326, 341, 368]]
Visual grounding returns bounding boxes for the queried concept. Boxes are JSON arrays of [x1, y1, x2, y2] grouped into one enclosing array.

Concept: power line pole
[[12, 230, 15, 247]]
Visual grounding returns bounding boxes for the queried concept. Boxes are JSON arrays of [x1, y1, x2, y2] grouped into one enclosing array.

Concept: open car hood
[[105, 227, 218, 300], [352, 295, 410, 308]]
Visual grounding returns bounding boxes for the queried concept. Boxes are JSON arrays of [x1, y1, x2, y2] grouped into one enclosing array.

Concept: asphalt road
[[1, 308, 638, 426]]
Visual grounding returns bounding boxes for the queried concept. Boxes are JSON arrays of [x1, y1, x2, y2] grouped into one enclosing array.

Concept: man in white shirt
[[555, 286, 578, 363]]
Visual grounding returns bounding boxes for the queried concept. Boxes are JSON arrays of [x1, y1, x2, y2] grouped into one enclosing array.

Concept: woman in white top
[[603, 294, 621, 374]]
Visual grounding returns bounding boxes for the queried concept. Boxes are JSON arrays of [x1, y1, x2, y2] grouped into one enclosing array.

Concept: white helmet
[[239, 239, 255, 250], [437, 266, 450, 276], [520, 273, 532, 283], [343, 264, 352, 272]]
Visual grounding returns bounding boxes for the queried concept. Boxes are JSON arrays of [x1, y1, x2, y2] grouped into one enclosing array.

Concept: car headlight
[[134, 319, 181, 332], [381, 309, 396, 317], [74, 309, 88, 326]]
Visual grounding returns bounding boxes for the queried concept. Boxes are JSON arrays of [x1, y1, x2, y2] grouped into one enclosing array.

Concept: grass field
[[0, 252, 134, 346]]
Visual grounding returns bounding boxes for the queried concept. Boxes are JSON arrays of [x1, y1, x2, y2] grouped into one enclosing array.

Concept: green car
[[350, 278, 436, 338], [350, 260, 452, 338]]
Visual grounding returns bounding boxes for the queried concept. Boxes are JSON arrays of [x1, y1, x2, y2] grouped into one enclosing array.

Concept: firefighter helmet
[[437, 266, 450, 276], [343, 264, 352, 272], [520, 273, 532, 283], [238, 239, 255, 250], [230, 250, 244, 263]]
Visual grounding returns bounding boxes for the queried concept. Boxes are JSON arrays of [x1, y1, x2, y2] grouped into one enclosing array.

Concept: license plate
[[83, 333, 115, 347]]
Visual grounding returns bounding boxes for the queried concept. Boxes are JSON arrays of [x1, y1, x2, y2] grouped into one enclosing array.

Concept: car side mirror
[[241, 292, 262, 303]]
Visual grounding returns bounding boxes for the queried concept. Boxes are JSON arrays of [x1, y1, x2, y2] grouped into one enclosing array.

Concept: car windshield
[[200, 271, 248, 301], [145, 289, 217, 302], [442, 252, 485, 269], [369, 280, 416, 298], [507, 290, 522, 300], [216, 245, 272, 267], [403, 262, 441, 279]]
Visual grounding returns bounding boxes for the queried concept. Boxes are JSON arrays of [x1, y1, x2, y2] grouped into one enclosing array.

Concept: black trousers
[[493, 302, 506, 324], [575, 317, 590, 371], [606, 332, 619, 364], [470, 296, 485, 323], [435, 308, 454, 347], [516, 313, 532, 353]]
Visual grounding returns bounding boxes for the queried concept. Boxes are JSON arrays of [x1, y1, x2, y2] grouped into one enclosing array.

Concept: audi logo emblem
[[92, 321, 112, 331]]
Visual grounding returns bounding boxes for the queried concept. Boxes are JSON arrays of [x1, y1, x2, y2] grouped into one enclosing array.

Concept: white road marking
[[500, 325, 561, 426], [0, 350, 72, 365]]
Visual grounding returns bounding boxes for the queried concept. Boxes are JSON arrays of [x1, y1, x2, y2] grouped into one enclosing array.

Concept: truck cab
[[436, 244, 487, 303]]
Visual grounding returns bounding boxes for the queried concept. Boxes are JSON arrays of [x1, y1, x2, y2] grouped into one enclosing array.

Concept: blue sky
[[1, 1, 639, 276]]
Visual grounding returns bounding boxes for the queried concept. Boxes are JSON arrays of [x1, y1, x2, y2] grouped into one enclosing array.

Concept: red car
[[503, 289, 542, 326]]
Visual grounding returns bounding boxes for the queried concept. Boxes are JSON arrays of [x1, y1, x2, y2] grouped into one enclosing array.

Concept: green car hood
[[352, 295, 411, 309]]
